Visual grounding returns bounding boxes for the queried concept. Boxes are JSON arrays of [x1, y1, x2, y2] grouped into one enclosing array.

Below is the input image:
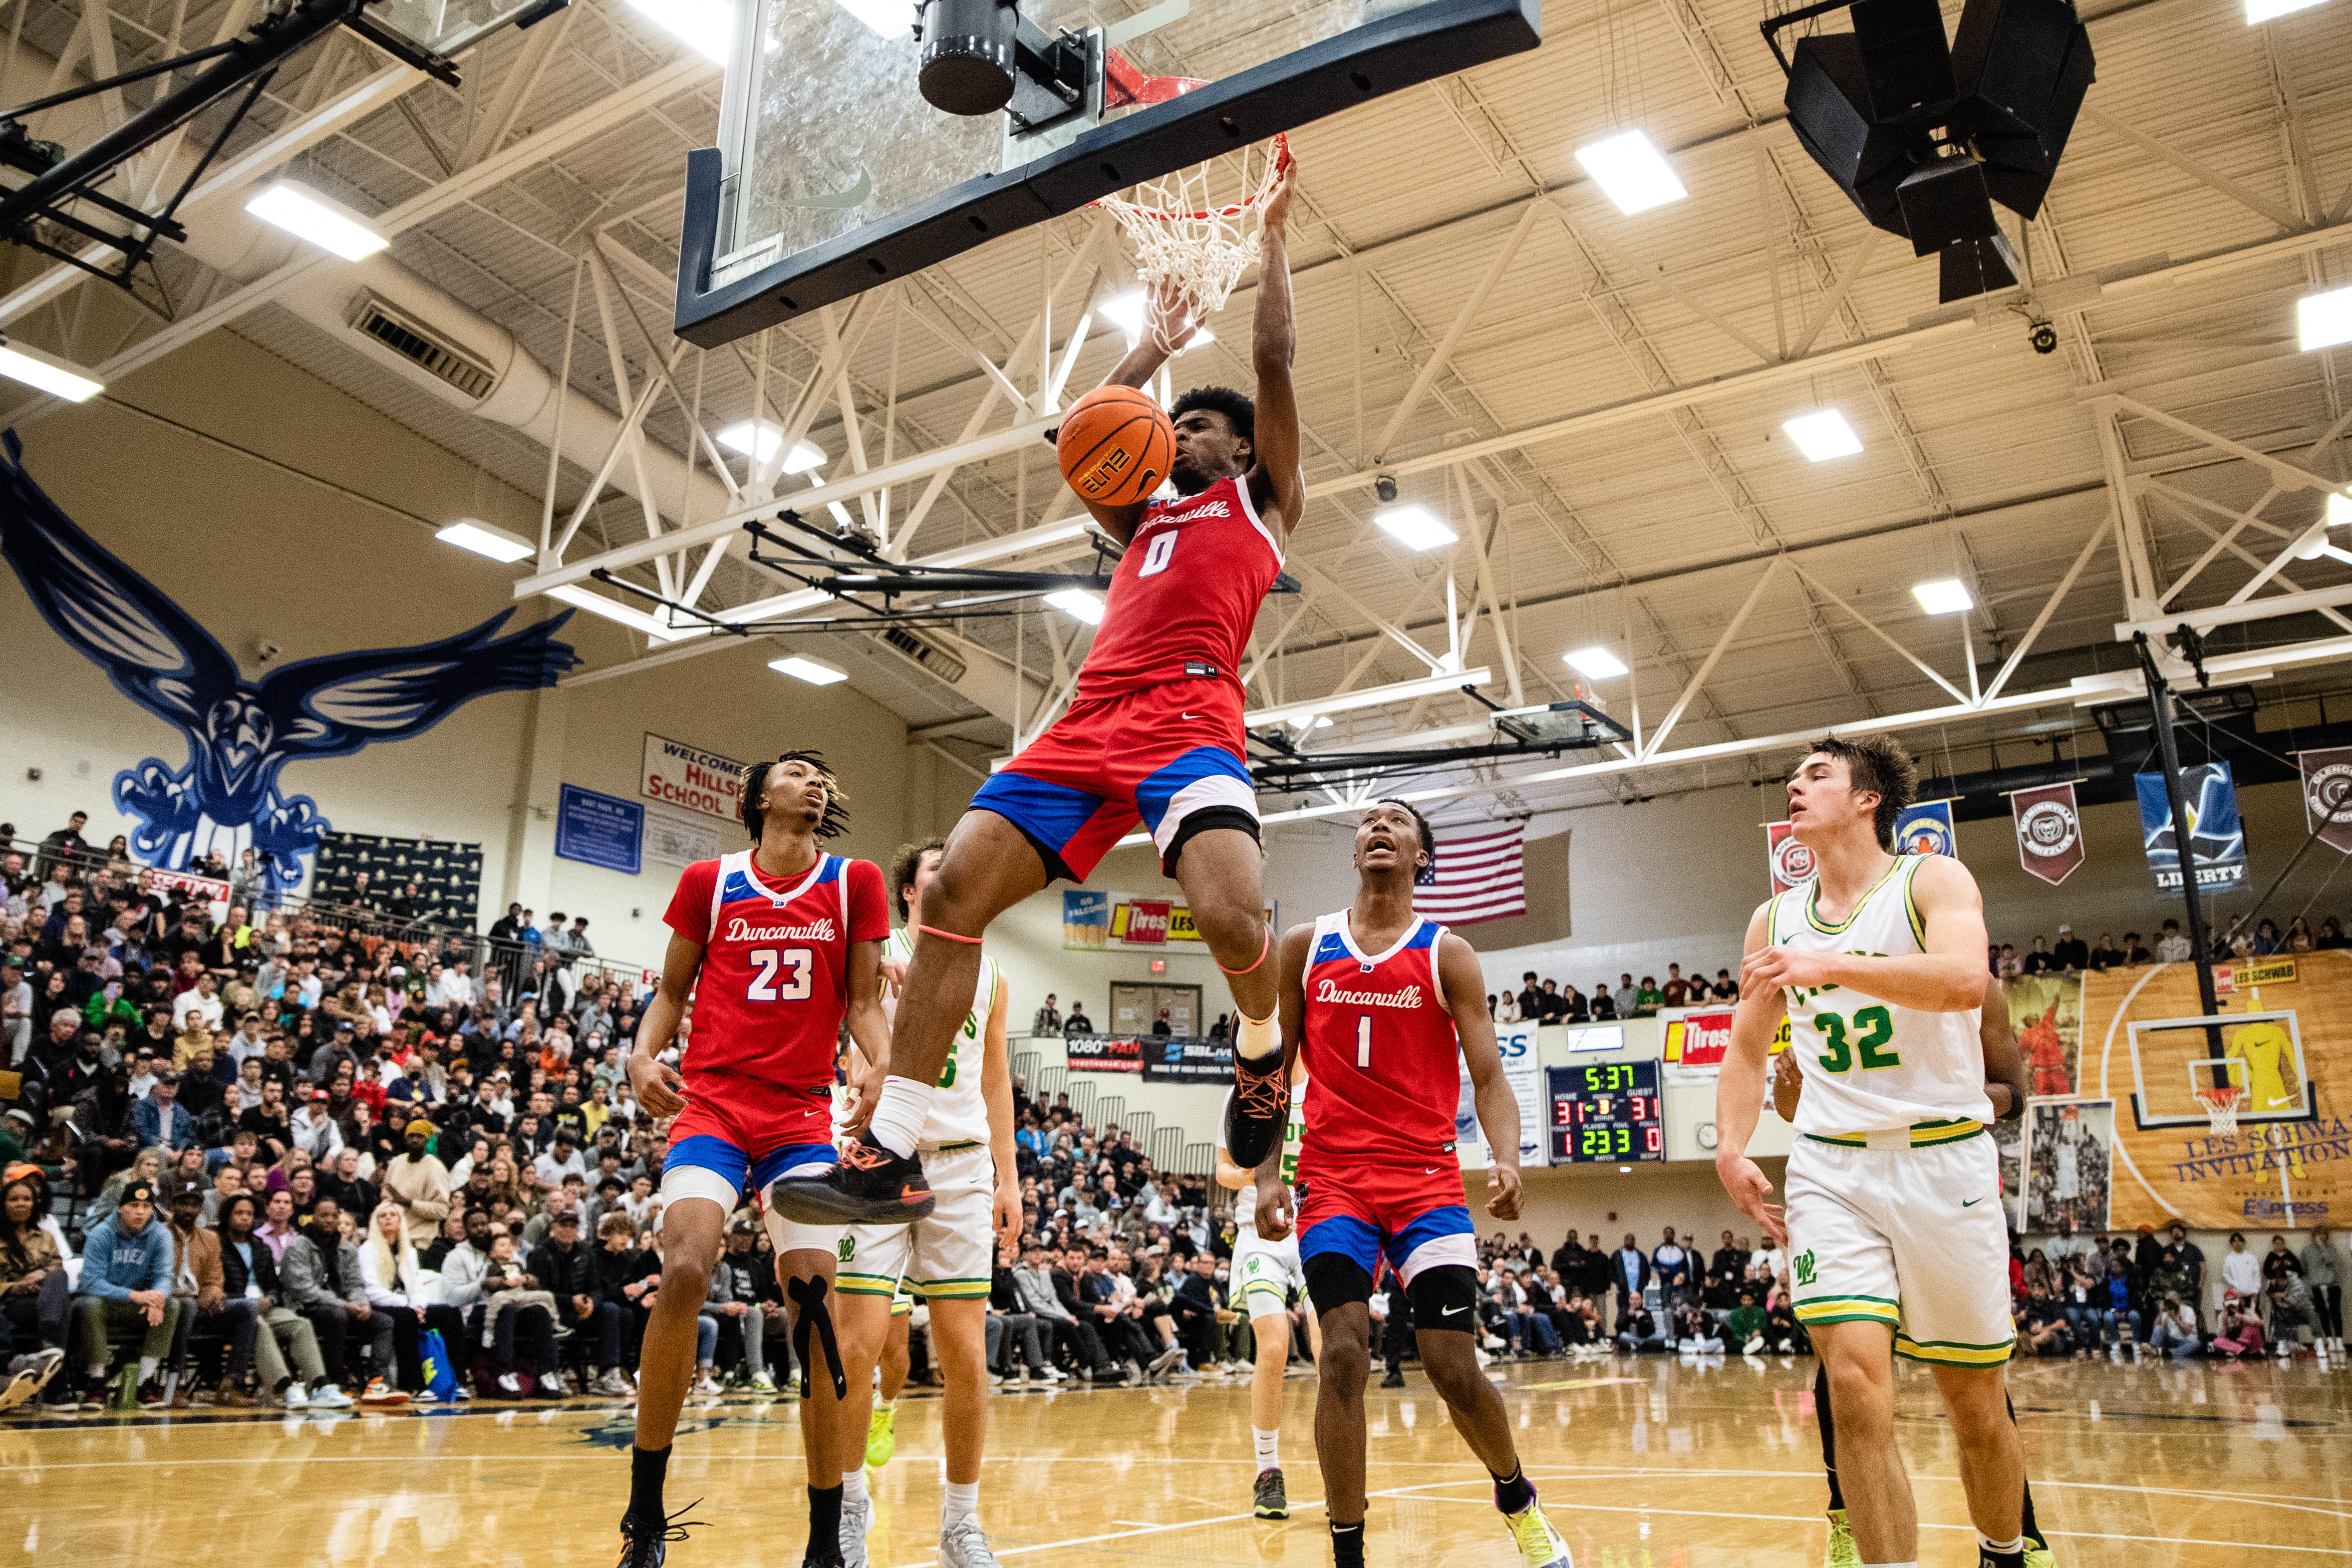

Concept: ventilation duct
[[348, 292, 498, 400]]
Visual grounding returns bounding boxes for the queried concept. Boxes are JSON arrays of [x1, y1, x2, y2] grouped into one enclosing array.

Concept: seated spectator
[[2052, 926, 2089, 970], [2212, 1297, 2265, 1360], [2154, 920, 2192, 963], [214, 1190, 330, 1407], [1589, 985, 1617, 1022], [2019, 1286, 2072, 1357], [2318, 916, 2348, 951], [1709, 969, 1738, 1001], [1996, 944, 2021, 978], [2266, 1272, 2315, 1353], [2021, 935, 2055, 975], [1726, 1289, 1768, 1354], [70, 1178, 178, 1407], [2089, 932, 2125, 970], [2146, 1292, 2199, 1359], [279, 1197, 381, 1404], [357, 1200, 465, 1401], [1672, 1303, 1722, 1355], [1615, 1304, 1666, 1354]]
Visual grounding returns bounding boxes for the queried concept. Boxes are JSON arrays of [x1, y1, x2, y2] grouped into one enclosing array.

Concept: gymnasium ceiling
[[2, 0, 2349, 829]]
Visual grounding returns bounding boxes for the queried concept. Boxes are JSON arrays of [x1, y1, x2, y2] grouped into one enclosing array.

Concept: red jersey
[[662, 849, 889, 1088], [1297, 909, 1461, 1170], [1075, 472, 1284, 702]]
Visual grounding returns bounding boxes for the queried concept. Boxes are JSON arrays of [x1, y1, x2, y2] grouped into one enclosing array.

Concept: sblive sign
[[642, 733, 746, 824]]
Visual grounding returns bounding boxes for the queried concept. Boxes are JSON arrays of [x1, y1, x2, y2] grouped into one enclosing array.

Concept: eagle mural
[[0, 430, 577, 897]]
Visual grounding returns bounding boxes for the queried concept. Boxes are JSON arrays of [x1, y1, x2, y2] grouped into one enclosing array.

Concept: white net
[[1095, 135, 1291, 353], [2195, 1085, 2246, 1136]]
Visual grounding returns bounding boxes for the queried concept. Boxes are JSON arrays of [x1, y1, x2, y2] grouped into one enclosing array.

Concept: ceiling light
[[1574, 130, 1688, 216], [546, 584, 702, 643], [2247, 0, 2327, 21], [1374, 503, 1457, 551], [1783, 408, 1864, 462], [1045, 588, 1104, 625], [435, 519, 533, 563], [769, 654, 847, 685], [1564, 646, 1628, 679], [2329, 493, 2352, 527], [1912, 578, 1974, 615], [2300, 285, 2352, 353], [715, 420, 825, 474], [0, 339, 102, 401], [244, 181, 388, 260], [831, 0, 907, 36], [1097, 290, 1210, 350], [1291, 714, 1335, 731], [624, 0, 729, 62]]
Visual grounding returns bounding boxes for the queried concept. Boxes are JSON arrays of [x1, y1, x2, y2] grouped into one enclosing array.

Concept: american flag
[[1414, 822, 1526, 924]]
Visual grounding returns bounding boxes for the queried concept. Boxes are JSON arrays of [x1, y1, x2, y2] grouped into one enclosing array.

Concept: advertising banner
[[1065, 1035, 1144, 1073], [1766, 821, 1817, 894], [555, 784, 643, 874], [2006, 972, 2085, 1098], [2010, 782, 2085, 886], [137, 865, 231, 922], [642, 733, 747, 824], [1142, 1034, 1232, 1083], [1661, 1007, 1735, 1085], [2134, 762, 2247, 897], [1115, 900, 1172, 944], [1062, 890, 1111, 950]]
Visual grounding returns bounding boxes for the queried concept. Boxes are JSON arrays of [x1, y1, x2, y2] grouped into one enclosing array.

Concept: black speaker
[[1851, 0, 1955, 119], [919, 0, 1019, 116], [1939, 232, 2021, 302], [1897, 155, 2000, 255], [1950, 0, 2095, 218], [1786, 33, 1916, 235]]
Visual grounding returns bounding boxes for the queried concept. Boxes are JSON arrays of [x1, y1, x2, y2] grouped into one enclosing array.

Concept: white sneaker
[[1148, 1348, 1186, 1379], [596, 1368, 631, 1397], [939, 1519, 1002, 1568], [496, 1373, 522, 1395], [540, 1373, 568, 1395], [283, 1381, 310, 1410], [308, 1384, 354, 1409], [752, 1371, 776, 1392], [693, 1374, 723, 1396], [1040, 1366, 1066, 1382], [452, 1382, 473, 1401], [840, 1493, 872, 1568]]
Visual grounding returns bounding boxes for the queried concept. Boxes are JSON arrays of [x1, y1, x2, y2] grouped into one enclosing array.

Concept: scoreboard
[[1547, 1060, 1665, 1164]]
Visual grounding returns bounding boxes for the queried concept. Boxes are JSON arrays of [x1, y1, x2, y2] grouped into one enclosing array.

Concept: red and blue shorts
[[659, 1068, 835, 1216], [969, 677, 1258, 882], [1296, 1158, 1477, 1287]]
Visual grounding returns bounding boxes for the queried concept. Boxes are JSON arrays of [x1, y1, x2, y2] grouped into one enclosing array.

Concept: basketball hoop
[[1093, 133, 1293, 353], [2194, 1084, 2247, 1136]]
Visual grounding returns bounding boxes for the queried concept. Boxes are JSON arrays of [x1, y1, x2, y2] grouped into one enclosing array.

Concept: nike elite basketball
[[1056, 384, 1175, 506]]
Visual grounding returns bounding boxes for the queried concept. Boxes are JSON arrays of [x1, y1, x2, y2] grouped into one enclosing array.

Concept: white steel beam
[[1368, 201, 1543, 464], [1642, 560, 1780, 759]]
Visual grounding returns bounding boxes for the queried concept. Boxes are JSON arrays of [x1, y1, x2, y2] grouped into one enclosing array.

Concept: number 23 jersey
[[1771, 855, 1992, 1137], [1298, 909, 1461, 1172], [665, 850, 890, 1091]]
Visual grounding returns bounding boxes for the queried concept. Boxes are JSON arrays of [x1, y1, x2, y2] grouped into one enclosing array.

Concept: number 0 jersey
[[664, 849, 889, 1092], [1772, 854, 1992, 1138], [1297, 909, 1461, 1171], [1074, 472, 1284, 703], [881, 926, 1001, 1149]]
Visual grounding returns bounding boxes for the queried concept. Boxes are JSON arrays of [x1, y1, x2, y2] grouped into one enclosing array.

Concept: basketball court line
[[2094, 961, 2179, 1218]]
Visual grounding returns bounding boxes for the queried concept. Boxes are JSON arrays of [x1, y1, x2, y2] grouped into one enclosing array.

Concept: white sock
[[138, 1356, 159, 1381], [1236, 1012, 1278, 1063], [943, 1480, 979, 1526], [1253, 1427, 1281, 1472], [86, 1363, 106, 1380], [867, 1076, 935, 1158], [1979, 1535, 2024, 1555], [876, 1396, 896, 1414], [841, 1469, 868, 1504]]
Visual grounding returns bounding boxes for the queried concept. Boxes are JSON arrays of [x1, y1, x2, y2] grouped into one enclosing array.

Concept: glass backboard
[[676, 0, 1543, 346]]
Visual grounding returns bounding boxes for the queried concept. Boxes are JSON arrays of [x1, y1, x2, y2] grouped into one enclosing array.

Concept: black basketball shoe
[[1224, 1051, 1288, 1170], [769, 1133, 935, 1226]]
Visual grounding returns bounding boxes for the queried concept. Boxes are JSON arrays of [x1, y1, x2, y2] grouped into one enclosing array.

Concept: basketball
[[1056, 384, 1174, 507]]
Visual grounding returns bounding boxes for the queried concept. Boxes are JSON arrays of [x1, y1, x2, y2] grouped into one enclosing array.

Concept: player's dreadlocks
[[1802, 734, 1917, 850], [740, 750, 850, 842], [888, 836, 948, 919]]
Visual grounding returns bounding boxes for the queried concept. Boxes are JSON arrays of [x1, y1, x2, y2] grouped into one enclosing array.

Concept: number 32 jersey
[[665, 850, 890, 1092], [1298, 909, 1461, 1172]]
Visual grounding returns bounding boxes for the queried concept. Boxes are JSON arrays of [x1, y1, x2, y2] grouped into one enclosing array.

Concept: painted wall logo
[[0, 433, 576, 895]]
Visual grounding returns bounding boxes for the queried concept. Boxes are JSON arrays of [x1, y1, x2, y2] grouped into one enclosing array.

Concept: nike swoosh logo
[[1962, 1197, 1986, 1207], [784, 168, 874, 210], [1183, 713, 1202, 720], [1441, 1305, 1467, 1317]]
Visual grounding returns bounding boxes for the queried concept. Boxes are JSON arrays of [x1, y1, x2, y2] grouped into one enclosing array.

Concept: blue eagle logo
[[0, 431, 577, 897]]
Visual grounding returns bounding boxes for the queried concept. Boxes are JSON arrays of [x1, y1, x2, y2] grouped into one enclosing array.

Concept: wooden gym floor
[[8, 1353, 2348, 1566]]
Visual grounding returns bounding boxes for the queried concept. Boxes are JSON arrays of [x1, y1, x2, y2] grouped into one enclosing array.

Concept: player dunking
[[1716, 737, 2042, 1568], [618, 755, 895, 1568], [1258, 800, 1573, 1568], [1773, 977, 2052, 1568], [1215, 1064, 1317, 1520], [831, 838, 1020, 1568], [778, 160, 1307, 1226]]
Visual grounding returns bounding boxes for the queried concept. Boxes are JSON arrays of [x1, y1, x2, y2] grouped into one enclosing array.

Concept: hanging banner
[[2134, 762, 2248, 897], [1114, 899, 1172, 945], [2300, 746, 2352, 856], [2010, 782, 2085, 887], [1765, 821, 1818, 895], [643, 807, 723, 868], [1065, 1034, 1144, 1073], [1062, 890, 1111, 950], [1893, 799, 1957, 857], [555, 784, 644, 875], [642, 733, 747, 824]]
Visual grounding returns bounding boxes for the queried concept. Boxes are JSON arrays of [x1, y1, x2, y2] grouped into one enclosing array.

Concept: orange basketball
[[1056, 384, 1175, 507]]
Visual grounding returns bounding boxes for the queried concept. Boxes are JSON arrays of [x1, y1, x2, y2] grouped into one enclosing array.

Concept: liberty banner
[[2134, 762, 2248, 897], [2300, 745, 2352, 856], [2010, 782, 2086, 886], [1765, 820, 1817, 894], [1893, 799, 1956, 857]]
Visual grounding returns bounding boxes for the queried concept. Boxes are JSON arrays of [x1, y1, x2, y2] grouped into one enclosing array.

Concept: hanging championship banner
[[1894, 799, 1956, 857], [2010, 782, 2085, 886], [2300, 746, 2352, 856], [1765, 821, 1817, 894], [2134, 762, 2247, 897]]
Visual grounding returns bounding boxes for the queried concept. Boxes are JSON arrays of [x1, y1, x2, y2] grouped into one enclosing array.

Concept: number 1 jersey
[[664, 849, 890, 1089], [1298, 909, 1462, 1172]]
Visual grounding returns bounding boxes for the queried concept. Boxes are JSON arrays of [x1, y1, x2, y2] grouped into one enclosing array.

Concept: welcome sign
[[642, 734, 747, 824]]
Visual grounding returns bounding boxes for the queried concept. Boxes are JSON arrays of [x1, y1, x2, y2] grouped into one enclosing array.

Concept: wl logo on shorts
[[1793, 1250, 1817, 1287], [837, 1236, 856, 1264]]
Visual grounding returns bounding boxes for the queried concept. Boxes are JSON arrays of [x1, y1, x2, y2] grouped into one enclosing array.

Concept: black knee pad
[[1162, 805, 1262, 875], [1404, 1266, 1481, 1328], [1303, 1252, 1375, 1315], [785, 1275, 847, 1401]]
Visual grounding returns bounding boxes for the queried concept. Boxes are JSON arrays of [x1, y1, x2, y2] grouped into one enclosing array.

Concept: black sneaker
[[1224, 1053, 1288, 1170], [1254, 1467, 1289, 1519], [768, 1134, 935, 1226], [1379, 1368, 1406, 1389], [616, 1504, 703, 1568]]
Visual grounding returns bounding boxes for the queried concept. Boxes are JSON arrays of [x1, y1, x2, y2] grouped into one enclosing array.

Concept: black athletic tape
[[787, 1275, 848, 1401]]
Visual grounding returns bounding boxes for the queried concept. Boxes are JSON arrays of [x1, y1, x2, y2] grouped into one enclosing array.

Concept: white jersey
[[1773, 854, 1993, 1140], [1221, 1075, 1307, 1226], [883, 927, 1000, 1149]]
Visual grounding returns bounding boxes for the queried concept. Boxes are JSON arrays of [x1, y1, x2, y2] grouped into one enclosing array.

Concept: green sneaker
[[1824, 1509, 1861, 1568], [2022, 1539, 2055, 1568], [1253, 1468, 1288, 1519], [864, 1403, 897, 1469]]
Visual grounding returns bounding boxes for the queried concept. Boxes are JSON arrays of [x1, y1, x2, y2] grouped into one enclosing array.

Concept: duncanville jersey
[[1223, 1074, 1308, 1226], [1771, 854, 1993, 1137], [882, 926, 1001, 1148], [664, 850, 889, 1090], [1297, 910, 1460, 1170], [1075, 472, 1283, 702]]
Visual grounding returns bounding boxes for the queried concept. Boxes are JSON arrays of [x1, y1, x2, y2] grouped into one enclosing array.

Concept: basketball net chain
[[1094, 135, 1293, 355]]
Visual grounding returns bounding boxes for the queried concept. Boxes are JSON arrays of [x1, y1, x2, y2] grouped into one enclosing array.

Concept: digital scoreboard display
[[1547, 1060, 1665, 1164]]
